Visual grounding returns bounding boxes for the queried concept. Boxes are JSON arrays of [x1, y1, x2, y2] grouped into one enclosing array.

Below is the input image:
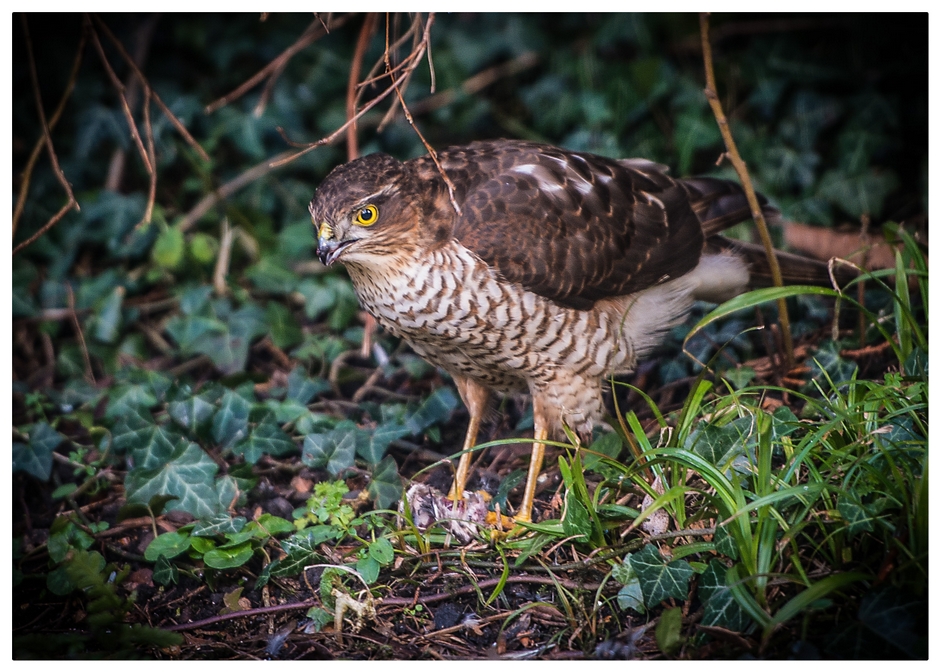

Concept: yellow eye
[[354, 204, 379, 226]]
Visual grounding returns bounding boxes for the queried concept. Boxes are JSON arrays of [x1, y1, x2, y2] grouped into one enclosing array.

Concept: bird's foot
[[402, 483, 533, 543]]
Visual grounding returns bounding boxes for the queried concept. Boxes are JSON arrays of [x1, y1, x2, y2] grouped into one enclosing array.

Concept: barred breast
[[344, 241, 695, 432]]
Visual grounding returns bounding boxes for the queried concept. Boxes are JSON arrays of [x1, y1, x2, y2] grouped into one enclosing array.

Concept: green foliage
[[11, 13, 927, 658]]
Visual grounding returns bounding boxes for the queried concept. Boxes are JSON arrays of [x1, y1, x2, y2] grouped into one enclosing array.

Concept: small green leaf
[[368, 537, 395, 565], [152, 226, 185, 269], [190, 232, 217, 264], [355, 555, 380, 584], [145, 530, 192, 562], [655, 606, 684, 655], [203, 541, 254, 569], [93, 286, 124, 344]]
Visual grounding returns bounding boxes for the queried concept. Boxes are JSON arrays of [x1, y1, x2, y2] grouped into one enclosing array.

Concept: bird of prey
[[311, 139, 842, 527]]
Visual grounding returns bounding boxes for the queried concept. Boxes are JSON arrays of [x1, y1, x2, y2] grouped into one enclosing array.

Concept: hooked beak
[[317, 237, 355, 266], [316, 220, 355, 266]]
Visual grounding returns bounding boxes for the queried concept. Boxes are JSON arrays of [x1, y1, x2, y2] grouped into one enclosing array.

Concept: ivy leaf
[[92, 286, 124, 344], [232, 413, 296, 464], [367, 455, 402, 510], [212, 386, 254, 448], [614, 556, 646, 614], [124, 441, 221, 518], [112, 407, 182, 470], [686, 417, 752, 468], [265, 302, 302, 349], [302, 421, 358, 477], [13, 422, 64, 481], [699, 559, 751, 631], [153, 555, 179, 586], [629, 544, 694, 607], [167, 383, 221, 437], [358, 421, 409, 465], [561, 490, 591, 542], [105, 382, 159, 420], [406, 387, 459, 435], [286, 367, 330, 405], [273, 530, 331, 577], [192, 514, 246, 537]]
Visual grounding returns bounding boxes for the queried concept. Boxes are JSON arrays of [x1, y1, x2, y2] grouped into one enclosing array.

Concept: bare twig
[[13, 15, 81, 256], [139, 86, 157, 227], [205, 15, 351, 115], [13, 21, 87, 240], [383, 14, 461, 216], [66, 282, 95, 384], [270, 13, 438, 170], [92, 14, 209, 163], [213, 218, 233, 295], [87, 16, 155, 176], [104, 14, 159, 192], [699, 13, 794, 368], [346, 13, 378, 162]]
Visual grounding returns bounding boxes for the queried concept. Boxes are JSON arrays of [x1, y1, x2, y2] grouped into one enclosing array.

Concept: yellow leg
[[448, 376, 490, 501], [516, 421, 549, 524]]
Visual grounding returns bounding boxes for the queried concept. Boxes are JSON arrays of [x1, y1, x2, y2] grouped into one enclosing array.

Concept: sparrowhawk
[[311, 139, 843, 527]]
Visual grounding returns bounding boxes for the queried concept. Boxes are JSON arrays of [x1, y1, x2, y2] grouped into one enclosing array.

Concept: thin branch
[[92, 14, 210, 163], [87, 15, 155, 176], [384, 14, 461, 216], [13, 15, 81, 256], [699, 12, 794, 368], [104, 14, 159, 192], [13, 20, 87, 240], [139, 87, 157, 227], [66, 282, 95, 385], [205, 15, 351, 115], [346, 13, 377, 162]]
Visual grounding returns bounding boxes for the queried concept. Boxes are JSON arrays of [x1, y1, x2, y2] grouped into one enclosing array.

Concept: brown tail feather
[[682, 177, 780, 237]]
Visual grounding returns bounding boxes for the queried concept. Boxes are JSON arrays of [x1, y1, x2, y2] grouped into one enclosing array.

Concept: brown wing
[[410, 140, 716, 310]]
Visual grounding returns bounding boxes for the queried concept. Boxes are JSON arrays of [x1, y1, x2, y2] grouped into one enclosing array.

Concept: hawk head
[[311, 152, 421, 267]]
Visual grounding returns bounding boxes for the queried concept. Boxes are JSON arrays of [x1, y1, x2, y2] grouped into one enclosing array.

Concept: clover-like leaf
[[204, 541, 254, 570], [145, 530, 193, 562]]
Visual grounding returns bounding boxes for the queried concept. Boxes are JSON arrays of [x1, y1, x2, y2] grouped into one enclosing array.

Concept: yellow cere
[[318, 221, 334, 240]]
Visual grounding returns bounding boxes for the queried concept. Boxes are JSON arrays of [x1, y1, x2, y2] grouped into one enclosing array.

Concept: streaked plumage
[[310, 139, 841, 525]]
